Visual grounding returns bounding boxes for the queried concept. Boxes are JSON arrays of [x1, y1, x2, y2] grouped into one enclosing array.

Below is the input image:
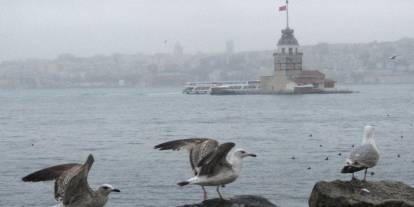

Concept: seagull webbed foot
[[202, 186, 208, 201]]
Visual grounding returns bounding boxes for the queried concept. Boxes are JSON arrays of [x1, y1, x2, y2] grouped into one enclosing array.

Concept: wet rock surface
[[178, 195, 277, 207], [309, 180, 414, 207]]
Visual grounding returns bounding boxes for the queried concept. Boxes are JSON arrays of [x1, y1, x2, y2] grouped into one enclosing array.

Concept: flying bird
[[341, 126, 380, 181], [388, 55, 398, 60], [154, 138, 256, 200], [22, 154, 120, 207]]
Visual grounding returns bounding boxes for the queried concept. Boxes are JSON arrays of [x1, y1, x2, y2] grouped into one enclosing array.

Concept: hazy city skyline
[[1, 0, 413, 60]]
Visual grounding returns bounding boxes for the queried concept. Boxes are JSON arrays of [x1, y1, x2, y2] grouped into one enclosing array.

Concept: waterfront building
[[260, 1, 336, 93]]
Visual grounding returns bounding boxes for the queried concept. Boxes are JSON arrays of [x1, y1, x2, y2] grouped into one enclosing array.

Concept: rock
[[178, 195, 277, 207], [309, 180, 414, 207]]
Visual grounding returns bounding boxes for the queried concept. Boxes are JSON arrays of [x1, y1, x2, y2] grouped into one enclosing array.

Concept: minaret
[[273, 0, 302, 79], [173, 42, 183, 57]]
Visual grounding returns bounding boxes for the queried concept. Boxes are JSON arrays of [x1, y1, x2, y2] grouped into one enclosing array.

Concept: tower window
[[289, 48, 293, 54], [281, 48, 285, 54]]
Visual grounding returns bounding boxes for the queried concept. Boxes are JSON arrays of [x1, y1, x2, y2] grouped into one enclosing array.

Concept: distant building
[[260, 27, 335, 92], [183, 1, 345, 95], [173, 42, 184, 57], [225, 40, 234, 55]]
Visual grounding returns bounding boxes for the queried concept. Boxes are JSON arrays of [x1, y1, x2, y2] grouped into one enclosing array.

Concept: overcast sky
[[0, 0, 413, 60]]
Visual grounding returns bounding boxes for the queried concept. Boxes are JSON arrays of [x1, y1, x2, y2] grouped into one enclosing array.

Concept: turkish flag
[[279, 5, 287, 11]]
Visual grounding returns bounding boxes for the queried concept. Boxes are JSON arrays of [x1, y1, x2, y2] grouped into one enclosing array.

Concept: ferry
[[209, 81, 261, 95], [182, 82, 215, 94], [182, 81, 261, 95]]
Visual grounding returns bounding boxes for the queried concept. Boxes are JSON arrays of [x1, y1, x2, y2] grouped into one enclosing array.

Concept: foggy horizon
[[1, 1, 414, 207], [1, 0, 413, 61]]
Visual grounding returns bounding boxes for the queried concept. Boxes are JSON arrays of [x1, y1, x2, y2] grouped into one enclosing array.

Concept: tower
[[259, 0, 336, 92], [273, 27, 303, 79], [260, 0, 306, 92], [273, 0, 302, 80]]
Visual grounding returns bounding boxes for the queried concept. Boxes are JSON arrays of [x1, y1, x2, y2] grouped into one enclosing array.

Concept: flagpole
[[286, 0, 289, 28]]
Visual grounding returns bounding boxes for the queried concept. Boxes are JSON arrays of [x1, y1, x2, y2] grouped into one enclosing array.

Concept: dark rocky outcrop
[[309, 180, 414, 207], [178, 195, 277, 207]]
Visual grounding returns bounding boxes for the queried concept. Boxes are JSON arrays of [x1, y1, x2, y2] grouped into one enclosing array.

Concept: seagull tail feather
[[177, 181, 190, 186], [341, 165, 365, 173]]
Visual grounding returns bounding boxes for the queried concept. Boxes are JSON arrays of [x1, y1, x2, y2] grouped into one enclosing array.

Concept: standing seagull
[[155, 138, 220, 200], [22, 154, 120, 207], [341, 126, 380, 181], [155, 138, 256, 200]]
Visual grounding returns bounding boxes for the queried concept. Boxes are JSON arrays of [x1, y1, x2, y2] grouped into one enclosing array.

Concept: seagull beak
[[247, 153, 257, 157], [112, 189, 121, 192]]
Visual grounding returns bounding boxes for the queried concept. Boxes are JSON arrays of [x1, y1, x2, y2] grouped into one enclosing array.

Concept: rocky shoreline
[[309, 180, 414, 207], [177, 195, 277, 207], [174, 180, 414, 207]]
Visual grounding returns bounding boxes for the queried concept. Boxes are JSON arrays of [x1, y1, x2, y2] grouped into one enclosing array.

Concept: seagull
[[341, 126, 380, 181], [155, 138, 218, 200], [154, 138, 256, 200], [22, 154, 120, 207], [389, 55, 397, 60]]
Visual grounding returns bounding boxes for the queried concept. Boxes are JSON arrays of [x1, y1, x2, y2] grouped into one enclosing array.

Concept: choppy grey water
[[1, 84, 414, 207]]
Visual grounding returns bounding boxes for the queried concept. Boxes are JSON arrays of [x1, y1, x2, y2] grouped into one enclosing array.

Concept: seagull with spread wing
[[155, 138, 256, 200], [22, 154, 120, 207], [341, 126, 380, 181]]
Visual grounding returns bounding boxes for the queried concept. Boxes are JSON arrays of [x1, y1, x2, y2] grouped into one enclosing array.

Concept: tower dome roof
[[278, 27, 299, 46]]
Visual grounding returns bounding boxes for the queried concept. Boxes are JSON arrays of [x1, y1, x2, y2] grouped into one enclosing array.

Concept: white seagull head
[[233, 149, 257, 159], [97, 184, 120, 196], [363, 125, 375, 143]]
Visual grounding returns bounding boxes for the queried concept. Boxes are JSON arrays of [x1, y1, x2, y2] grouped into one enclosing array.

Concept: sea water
[[1, 84, 413, 207]]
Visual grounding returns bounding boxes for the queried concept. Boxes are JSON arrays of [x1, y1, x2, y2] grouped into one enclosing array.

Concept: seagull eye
[[103, 186, 109, 190], [240, 150, 246, 154]]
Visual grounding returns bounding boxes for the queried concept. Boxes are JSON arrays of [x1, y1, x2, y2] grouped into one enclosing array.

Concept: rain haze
[[1, 1, 414, 207], [0, 0, 413, 60]]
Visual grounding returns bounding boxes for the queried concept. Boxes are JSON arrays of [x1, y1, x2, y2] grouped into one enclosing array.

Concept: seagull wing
[[198, 142, 235, 177], [22, 163, 80, 182], [154, 138, 217, 152], [57, 154, 94, 205], [155, 138, 219, 174], [347, 144, 379, 168]]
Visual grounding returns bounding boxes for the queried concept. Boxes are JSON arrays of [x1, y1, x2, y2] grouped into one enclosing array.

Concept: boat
[[183, 81, 261, 95], [182, 82, 215, 94], [209, 81, 261, 95]]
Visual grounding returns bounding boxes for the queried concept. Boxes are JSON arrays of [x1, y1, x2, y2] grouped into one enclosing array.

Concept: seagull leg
[[216, 186, 224, 200], [202, 186, 208, 200], [363, 168, 368, 181], [351, 173, 355, 180]]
